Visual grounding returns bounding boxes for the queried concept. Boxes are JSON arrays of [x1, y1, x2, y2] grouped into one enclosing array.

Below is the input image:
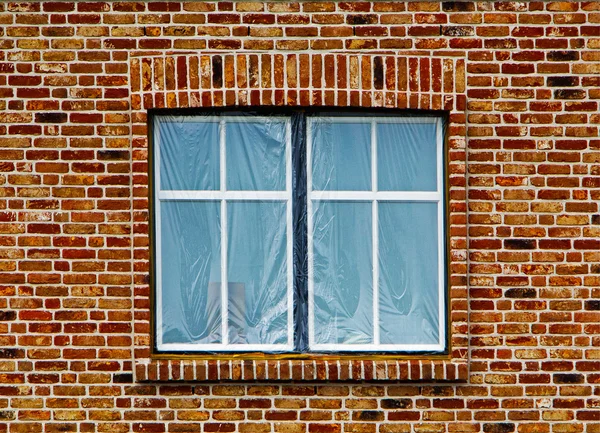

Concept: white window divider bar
[[309, 191, 441, 202], [371, 119, 379, 346], [219, 118, 228, 345], [159, 191, 439, 201], [158, 191, 289, 200]]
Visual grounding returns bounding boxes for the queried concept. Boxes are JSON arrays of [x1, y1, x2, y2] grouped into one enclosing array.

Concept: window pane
[[159, 201, 221, 345], [311, 120, 371, 191], [312, 201, 373, 346], [377, 121, 438, 191], [378, 202, 440, 345], [226, 120, 287, 191], [227, 201, 288, 345], [158, 118, 220, 191]]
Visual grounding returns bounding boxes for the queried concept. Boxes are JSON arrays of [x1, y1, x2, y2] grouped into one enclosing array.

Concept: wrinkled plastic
[[153, 112, 445, 354], [226, 120, 287, 191], [312, 121, 371, 191], [313, 201, 373, 345], [160, 200, 221, 345]]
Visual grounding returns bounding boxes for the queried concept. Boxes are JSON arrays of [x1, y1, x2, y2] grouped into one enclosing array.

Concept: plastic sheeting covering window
[[154, 115, 293, 352], [152, 112, 446, 354]]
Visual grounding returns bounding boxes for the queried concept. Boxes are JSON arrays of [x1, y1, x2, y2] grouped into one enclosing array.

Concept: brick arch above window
[[131, 53, 466, 111], [130, 52, 469, 382]]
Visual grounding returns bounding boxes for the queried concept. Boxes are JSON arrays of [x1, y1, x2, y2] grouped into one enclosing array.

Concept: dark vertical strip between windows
[[292, 112, 308, 352]]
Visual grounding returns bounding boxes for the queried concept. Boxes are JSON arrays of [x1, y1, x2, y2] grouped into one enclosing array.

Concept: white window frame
[[153, 116, 294, 352], [306, 116, 446, 352], [152, 113, 446, 354]]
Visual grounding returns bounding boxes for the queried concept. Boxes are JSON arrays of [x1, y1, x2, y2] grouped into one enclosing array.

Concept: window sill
[[134, 358, 468, 382]]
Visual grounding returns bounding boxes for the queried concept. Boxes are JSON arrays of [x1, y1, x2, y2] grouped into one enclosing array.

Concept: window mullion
[[292, 112, 309, 353]]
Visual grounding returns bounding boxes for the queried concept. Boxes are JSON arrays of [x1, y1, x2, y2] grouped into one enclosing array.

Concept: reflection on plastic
[[312, 121, 371, 191], [227, 201, 288, 345], [378, 122, 438, 191], [313, 201, 372, 345], [227, 121, 287, 191], [159, 120, 220, 191], [160, 201, 221, 345]]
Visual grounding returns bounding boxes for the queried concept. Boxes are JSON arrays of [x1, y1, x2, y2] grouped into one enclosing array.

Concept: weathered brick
[[0, 4, 595, 432]]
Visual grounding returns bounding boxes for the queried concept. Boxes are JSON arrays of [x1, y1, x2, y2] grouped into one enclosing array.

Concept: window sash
[[153, 116, 294, 352], [306, 117, 445, 352]]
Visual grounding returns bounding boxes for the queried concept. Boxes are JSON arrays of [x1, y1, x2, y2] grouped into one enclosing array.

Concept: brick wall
[[0, 1, 599, 432]]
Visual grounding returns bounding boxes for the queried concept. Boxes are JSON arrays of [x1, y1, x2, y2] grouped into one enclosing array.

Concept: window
[[150, 110, 446, 355]]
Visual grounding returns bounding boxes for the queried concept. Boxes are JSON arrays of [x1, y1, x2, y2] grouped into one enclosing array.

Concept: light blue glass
[[159, 119, 220, 191], [160, 201, 221, 345], [378, 202, 440, 345], [227, 201, 288, 345], [311, 121, 371, 191], [377, 122, 438, 191], [226, 121, 286, 191], [313, 201, 373, 345]]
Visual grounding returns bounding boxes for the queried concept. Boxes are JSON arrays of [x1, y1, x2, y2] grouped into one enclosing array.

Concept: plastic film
[[153, 111, 445, 354]]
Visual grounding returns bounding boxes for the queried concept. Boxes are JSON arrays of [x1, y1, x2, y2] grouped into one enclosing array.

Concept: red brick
[[0, 4, 595, 431]]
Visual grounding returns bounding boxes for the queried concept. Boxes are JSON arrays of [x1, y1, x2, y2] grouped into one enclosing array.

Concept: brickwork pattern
[[0, 1, 598, 432], [130, 51, 468, 383]]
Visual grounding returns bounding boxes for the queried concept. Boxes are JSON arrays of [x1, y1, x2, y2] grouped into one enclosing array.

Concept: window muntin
[[152, 112, 445, 354]]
